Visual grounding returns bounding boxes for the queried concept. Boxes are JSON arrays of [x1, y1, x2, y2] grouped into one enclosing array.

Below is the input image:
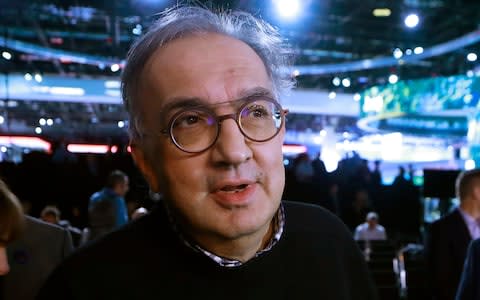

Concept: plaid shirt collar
[[165, 202, 285, 268]]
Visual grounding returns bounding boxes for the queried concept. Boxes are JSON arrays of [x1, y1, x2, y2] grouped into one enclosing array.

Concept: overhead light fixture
[[328, 91, 336, 99], [465, 159, 475, 170], [1, 51, 12, 60], [24, 73, 33, 81], [467, 52, 477, 62], [67, 144, 110, 154], [341, 78, 351, 87], [414, 47, 424, 54], [0, 136, 51, 151], [132, 24, 142, 35], [404, 14, 419, 28], [273, 0, 301, 19], [332, 77, 341, 86], [372, 8, 391, 17], [388, 74, 399, 84], [34, 73, 42, 83], [110, 64, 120, 72], [393, 48, 403, 59], [282, 144, 307, 155]]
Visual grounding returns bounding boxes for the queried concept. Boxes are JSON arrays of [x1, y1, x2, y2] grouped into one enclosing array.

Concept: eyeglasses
[[154, 97, 287, 153]]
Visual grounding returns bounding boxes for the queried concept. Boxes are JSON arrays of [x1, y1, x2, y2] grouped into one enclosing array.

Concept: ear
[[130, 143, 161, 193]]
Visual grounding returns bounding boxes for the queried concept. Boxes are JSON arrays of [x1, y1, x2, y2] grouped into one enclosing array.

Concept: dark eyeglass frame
[[157, 97, 288, 153]]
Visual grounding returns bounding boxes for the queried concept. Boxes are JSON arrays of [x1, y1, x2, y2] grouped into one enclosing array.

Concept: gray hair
[[121, 5, 295, 140]]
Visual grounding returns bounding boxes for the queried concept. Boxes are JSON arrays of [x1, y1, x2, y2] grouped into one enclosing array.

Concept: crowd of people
[[284, 151, 421, 243]]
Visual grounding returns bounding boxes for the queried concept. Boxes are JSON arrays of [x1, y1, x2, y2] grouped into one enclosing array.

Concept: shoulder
[[282, 201, 351, 239], [471, 239, 480, 251], [64, 206, 168, 262], [354, 223, 366, 231], [431, 208, 463, 228], [24, 216, 69, 237], [8, 217, 73, 266]]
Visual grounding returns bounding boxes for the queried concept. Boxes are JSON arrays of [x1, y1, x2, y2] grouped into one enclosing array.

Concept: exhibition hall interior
[[0, 0, 479, 299]]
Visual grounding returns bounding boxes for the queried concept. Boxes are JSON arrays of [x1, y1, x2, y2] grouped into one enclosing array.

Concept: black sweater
[[37, 201, 377, 300]]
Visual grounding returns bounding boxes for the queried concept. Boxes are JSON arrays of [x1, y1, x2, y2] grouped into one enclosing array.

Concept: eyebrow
[[237, 86, 275, 99], [160, 98, 205, 114], [160, 86, 276, 112]]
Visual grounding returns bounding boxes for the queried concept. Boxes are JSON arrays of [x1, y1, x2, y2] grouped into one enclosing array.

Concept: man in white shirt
[[354, 212, 387, 241]]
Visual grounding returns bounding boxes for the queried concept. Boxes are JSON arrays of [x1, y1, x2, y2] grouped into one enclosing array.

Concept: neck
[[460, 199, 480, 219], [191, 220, 274, 262]]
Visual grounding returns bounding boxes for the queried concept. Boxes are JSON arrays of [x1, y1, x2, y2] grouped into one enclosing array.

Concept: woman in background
[[0, 179, 25, 275]]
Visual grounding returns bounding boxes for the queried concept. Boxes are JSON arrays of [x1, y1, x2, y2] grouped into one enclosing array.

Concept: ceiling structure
[[0, 0, 479, 143]]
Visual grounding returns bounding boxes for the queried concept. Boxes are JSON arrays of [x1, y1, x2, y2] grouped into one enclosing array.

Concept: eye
[[172, 110, 212, 129], [180, 114, 199, 125], [244, 104, 270, 119]]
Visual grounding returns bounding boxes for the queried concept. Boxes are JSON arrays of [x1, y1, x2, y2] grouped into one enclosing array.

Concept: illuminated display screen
[[359, 74, 479, 136]]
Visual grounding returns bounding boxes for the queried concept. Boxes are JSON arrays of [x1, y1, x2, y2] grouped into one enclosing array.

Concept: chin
[[215, 208, 274, 239]]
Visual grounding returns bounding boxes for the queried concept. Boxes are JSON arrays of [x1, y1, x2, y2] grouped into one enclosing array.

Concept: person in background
[[0, 179, 73, 300], [38, 5, 377, 299], [371, 160, 382, 187], [425, 169, 480, 300], [41, 205, 82, 247], [342, 187, 372, 231], [392, 166, 409, 187], [456, 238, 480, 300], [87, 170, 129, 241], [354, 211, 387, 241]]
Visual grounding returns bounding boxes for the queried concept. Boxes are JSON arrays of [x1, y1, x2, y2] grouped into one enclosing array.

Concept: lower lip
[[212, 184, 257, 208]]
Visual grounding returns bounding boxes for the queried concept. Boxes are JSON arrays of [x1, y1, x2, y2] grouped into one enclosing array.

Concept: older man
[[38, 6, 376, 299]]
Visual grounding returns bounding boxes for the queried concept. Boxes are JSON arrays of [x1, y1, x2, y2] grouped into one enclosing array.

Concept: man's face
[[367, 219, 378, 228], [41, 214, 58, 224], [119, 177, 129, 197], [132, 33, 285, 244]]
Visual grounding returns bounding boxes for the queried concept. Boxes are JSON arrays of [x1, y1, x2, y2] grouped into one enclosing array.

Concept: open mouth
[[220, 184, 249, 193]]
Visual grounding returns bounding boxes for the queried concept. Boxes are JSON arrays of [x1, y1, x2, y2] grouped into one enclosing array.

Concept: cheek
[[151, 145, 207, 196], [256, 142, 285, 186]]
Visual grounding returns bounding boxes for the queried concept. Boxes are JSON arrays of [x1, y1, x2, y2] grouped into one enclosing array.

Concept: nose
[[210, 118, 252, 167], [0, 246, 10, 275]]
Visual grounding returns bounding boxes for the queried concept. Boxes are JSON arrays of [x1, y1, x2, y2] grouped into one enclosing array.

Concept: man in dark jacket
[[425, 169, 480, 300], [456, 238, 480, 300]]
